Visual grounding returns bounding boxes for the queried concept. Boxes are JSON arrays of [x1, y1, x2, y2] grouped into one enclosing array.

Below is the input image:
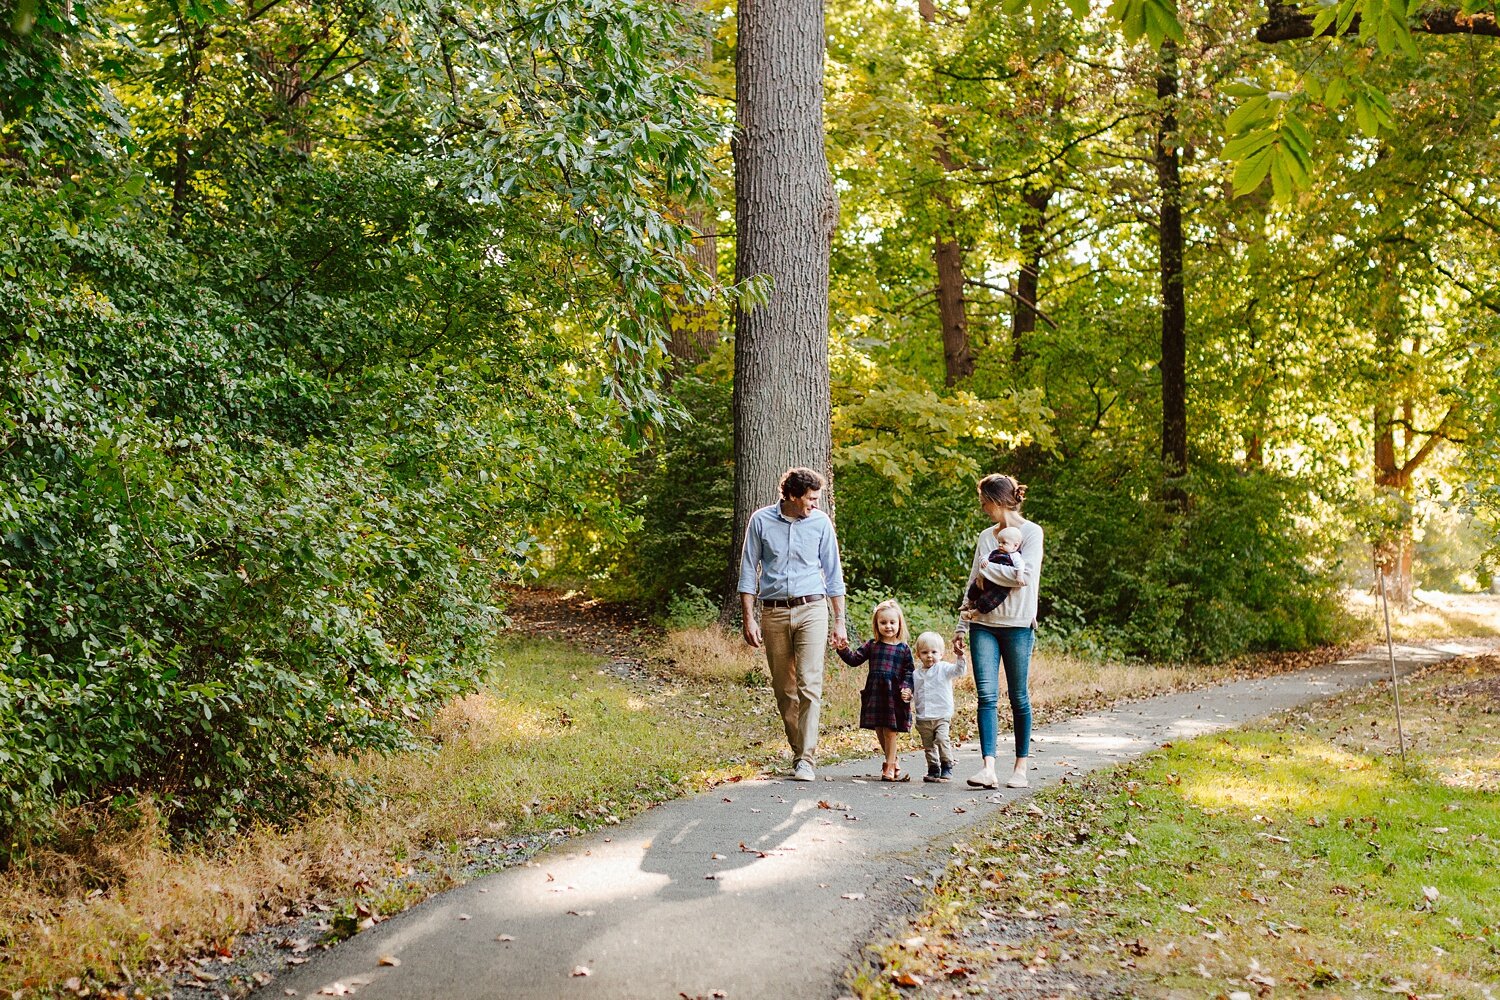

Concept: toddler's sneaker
[[923, 767, 941, 784], [939, 765, 953, 782]]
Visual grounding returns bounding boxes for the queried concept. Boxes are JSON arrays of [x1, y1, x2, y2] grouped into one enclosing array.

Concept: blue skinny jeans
[[969, 624, 1034, 759]]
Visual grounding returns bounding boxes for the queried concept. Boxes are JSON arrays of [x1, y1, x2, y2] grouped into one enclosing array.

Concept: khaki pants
[[915, 717, 953, 772], [761, 601, 829, 765]]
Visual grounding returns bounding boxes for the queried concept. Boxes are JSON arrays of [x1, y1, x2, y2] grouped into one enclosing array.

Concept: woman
[[952, 473, 1044, 790]]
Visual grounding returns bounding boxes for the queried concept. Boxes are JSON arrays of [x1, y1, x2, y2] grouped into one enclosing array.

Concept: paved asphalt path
[[262, 640, 1489, 1000]]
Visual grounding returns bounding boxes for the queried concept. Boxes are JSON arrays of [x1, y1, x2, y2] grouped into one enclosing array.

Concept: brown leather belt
[[761, 594, 826, 608]]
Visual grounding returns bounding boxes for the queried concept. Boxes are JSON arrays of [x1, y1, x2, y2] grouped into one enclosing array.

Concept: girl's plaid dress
[[837, 639, 915, 732]]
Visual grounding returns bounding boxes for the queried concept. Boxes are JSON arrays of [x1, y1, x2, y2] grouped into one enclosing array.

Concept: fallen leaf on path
[[841, 892, 865, 900], [711, 853, 725, 860], [496, 934, 515, 942], [738, 842, 767, 858], [317, 984, 353, 996], [377, 956, 400, 967], [457, 913, 471, 920], [953, 806, 967, 814], [892, 971, 924, 987], [566, 910, 595, 917], [571, 966, 592, 977]]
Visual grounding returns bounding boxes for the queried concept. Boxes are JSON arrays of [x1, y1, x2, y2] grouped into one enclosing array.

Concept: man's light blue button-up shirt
[[736, 504, 846, 600]]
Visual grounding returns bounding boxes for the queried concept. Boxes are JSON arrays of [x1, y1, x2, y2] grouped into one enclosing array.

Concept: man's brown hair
[[780, 467, 825, 499]]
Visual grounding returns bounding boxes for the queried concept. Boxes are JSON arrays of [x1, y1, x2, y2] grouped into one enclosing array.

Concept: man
[[738, 467, 848, 781]]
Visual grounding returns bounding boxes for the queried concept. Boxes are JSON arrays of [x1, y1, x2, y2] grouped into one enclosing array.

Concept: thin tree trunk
[[934, 233, 972, 385], [1371, 251, 1415, 607], [921, 0, 972, 386], [668, 7, 720, 367], [1011, 186, 1051, 363], [728, 0, 837, 606], [668, 205, 721, 364], [171, 24, 208, 230], [1155, 41, 1188, 492]]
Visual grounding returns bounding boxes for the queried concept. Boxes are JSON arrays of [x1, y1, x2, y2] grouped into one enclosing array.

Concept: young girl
[[837, 599, 916, 781]]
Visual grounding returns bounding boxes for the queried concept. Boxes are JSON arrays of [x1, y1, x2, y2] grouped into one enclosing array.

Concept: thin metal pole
[[1378, 567, 1408, 767]]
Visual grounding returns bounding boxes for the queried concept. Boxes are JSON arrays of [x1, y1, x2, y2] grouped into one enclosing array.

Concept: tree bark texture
[[921, 0, 973, 387], [1257, 0, 1498, 42], [1155, 42, 1188, 488], [934, 233, 973, 385], [667, 205, 721, 365], [667, 5, 721, 368], [1370, 254, 1418, 608], [729, 0, 838, 589], [1011, 186, 1051, 363]]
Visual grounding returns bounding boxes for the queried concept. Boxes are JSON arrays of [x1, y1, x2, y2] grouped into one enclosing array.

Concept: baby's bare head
[[996, 525, 1023, 553]]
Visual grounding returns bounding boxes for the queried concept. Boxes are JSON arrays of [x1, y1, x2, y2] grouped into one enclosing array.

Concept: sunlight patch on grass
[[857, 653, 1500, 1000]]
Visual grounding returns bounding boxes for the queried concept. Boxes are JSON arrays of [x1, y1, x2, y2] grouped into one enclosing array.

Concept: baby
[[959, 525, 1024, 619], [911, 631, 967, 782]]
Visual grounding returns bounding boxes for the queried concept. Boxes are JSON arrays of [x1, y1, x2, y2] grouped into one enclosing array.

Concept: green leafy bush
[[1, 0, 723, 850], [0, 176, 633, 846], [1025, 458, 1357, 662]]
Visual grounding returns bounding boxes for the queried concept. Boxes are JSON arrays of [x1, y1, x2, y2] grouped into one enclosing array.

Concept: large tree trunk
[[1011, 186, 1051, 363], [728, 0, 837, 601], [1155, 41, 1188, 493]]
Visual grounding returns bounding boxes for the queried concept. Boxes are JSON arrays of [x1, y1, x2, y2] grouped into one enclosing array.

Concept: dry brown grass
[[1, 804, 381, 995], [1344, 589, 1500, 641]]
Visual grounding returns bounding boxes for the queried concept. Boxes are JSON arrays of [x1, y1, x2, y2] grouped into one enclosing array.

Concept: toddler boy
[[911, 631, 967, 782]]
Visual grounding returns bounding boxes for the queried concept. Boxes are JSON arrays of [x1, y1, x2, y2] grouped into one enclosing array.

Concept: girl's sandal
[[890, 767, 911, 783], [880, 763, 896, 782]]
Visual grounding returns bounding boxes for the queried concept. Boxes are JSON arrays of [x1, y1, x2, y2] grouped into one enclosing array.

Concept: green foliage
[[663, 586, 721, 631], [0, 0, 722, 847], [1027, 459, 1356, 662]]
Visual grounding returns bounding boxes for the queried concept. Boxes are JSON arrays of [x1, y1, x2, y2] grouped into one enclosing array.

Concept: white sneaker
[[965, 770, 998, 789], [791, 760, 816, 782], [1005, 770, 1029, 788]]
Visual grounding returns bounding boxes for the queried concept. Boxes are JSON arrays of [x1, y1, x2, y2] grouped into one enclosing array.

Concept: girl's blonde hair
[[870, 599, 910, 643], [913, 631, 945, 654]]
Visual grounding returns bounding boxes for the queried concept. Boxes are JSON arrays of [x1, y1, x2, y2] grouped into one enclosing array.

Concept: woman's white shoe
[[966, 770, 998, 789], [1005, 771, 1029, 788]]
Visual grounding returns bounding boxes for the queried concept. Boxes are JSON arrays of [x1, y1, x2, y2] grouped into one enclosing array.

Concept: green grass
[[862, 654, 1500, 999]]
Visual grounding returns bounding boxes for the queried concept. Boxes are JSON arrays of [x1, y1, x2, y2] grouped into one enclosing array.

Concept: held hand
[[901, 687, 912, 702], [831, 621, 849, 650], [952, 633, 966, 656], [743, 620, 763, 649]]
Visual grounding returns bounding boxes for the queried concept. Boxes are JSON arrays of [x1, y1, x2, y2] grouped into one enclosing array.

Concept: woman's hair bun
[[978, 473, 1028, 509]]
